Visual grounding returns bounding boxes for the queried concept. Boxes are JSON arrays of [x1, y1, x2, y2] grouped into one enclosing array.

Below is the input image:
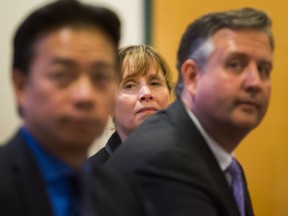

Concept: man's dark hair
[[12, 0, 121, 74], [175, 7, 273, 97]]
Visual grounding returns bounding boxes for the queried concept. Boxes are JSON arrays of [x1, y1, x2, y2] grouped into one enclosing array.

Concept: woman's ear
[[180, 59, 199, 96]]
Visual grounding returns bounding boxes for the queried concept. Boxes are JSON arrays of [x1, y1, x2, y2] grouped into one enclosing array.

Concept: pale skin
[[13, 27, 118, 169], [114, 66, 171, 141], [181, 28, 273, 153]]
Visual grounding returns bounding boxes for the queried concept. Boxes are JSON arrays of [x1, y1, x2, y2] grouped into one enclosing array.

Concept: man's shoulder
[[118, 114, 181, 161], [0, 129, 41, 182], [126, 99, 194, 143], [106, 110, 211, 178], [0, 130, 23, 162], [0, 130, 31, 215], [125, 104, 182, 146], [106, 121, 198, 176], [121, 101, 201, 156]]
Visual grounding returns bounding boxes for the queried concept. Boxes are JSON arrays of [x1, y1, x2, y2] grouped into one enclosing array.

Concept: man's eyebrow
[[49, 58, 117, 74], [225, 52, 249, 60], [259, 60, 273, 70], [226, 52, 273, 62], [50, 57, 76, 66], [90, 61, 116, 70]]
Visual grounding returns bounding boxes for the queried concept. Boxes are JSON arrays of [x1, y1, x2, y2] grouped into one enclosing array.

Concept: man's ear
[[12, 69, 29, 110], [181, 59, 199, 96]]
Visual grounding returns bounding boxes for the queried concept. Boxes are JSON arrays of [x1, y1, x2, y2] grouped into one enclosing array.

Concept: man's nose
[[243, 64, 262, 94], [138, 85, 153, 101], [72, 76, 95, 110]]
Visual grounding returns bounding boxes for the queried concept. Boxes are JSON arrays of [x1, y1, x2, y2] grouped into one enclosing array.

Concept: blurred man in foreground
[[0, 1, 147, 216]]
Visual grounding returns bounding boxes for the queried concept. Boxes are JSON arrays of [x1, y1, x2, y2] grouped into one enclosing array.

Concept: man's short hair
[[12, 0, 121, 74], [175, 7, 273, 97]]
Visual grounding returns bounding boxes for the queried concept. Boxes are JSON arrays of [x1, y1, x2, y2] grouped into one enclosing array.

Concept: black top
[[89, 131, 121, 166]]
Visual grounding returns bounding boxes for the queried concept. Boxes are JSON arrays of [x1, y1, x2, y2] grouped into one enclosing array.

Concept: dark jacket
[[106, 100, 254, 216], [89, 131, 121, 166], [0, 130, 148, 216]]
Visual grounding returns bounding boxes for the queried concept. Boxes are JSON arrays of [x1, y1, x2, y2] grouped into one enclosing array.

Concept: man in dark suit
[[106, 7, 274, 216], [0, 1, 147, 216]]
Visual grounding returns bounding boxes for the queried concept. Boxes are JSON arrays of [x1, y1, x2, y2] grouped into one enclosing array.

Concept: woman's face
[[114, 65, 170, 139]]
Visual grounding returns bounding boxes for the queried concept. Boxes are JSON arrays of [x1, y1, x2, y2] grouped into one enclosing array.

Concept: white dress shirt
[[184, 105, 234, 184]]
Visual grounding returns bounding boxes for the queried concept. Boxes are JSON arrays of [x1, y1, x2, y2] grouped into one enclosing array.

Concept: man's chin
[[62, 131, 101, 147], [232, 118, 260, 132]]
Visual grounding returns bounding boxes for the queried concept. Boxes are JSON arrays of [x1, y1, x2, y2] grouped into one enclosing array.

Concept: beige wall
[[152, 0, 288, 215]]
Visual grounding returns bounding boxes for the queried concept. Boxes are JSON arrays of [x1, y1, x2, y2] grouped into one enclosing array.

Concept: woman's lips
[[136, 107, 158, 114]]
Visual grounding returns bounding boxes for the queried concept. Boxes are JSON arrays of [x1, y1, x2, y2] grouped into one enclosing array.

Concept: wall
[[152, 0, 288, 215], [0, 0, 144, 154]]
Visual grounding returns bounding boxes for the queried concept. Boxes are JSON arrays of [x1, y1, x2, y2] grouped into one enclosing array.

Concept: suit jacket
[[89, 131, 121, 166], [0, 129, 148, 216], [106, 100, 254, 216]]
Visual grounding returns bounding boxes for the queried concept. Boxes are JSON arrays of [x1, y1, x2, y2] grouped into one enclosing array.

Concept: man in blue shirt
[[0, 1, 147, 216]]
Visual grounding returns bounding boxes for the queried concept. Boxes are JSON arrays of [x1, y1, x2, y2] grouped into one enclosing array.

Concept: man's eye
[[48, 71, 72, 85], [258, 65, 271, 80], [52, 72, 67, 79], [93, 72, 114, 88], [227, 61, 244, 72], [91, 66, 117, 89], [95, 73, 109, 82]]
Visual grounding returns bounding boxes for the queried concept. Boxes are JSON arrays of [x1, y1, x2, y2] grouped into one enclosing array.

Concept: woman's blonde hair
[[118, 45, 173, 92]]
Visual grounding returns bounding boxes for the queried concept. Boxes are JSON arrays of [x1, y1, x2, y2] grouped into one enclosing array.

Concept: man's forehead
[[212, 28, 271, 47], [210, 28, 272, 56], [31, 27, 116, 62]]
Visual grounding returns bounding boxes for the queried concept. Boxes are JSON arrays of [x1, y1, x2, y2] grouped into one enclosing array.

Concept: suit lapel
[[205, 150, 242, 216], [8, 131, 53, 216], [166, 100, 242, 215], [244, 185, 254, 216]]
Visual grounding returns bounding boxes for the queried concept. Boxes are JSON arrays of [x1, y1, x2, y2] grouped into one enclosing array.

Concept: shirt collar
[[21, 127, 77, 184], [183, 105, 232, 171]]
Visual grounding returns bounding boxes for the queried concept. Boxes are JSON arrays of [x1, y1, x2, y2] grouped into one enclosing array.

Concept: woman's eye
[[150, 81, 162, 86], [123, 82, 137, 89]]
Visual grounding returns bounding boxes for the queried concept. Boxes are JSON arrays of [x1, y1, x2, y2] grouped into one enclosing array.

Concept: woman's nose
[[138, 85, 153, 101]]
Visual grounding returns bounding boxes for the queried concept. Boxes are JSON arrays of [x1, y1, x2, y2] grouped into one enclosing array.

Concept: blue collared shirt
[[21, 127, 81, 216]]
